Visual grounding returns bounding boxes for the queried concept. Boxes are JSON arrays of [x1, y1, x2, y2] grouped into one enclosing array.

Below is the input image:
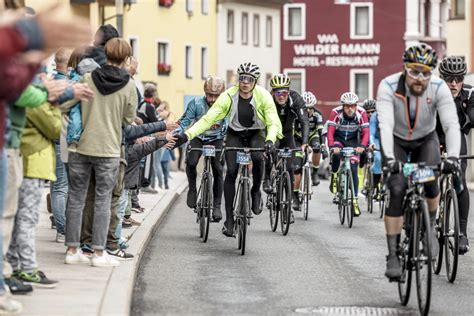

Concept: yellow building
[[24, 0, 218, 118]]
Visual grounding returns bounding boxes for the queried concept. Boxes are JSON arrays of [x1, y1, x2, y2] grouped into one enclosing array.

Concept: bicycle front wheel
[[303, 166, 310, 220], [338, 174, 345, 225], [366, 169, 373, 214], [268, 192, 279, 232], [346, 171, 354, 228], [415, 200, 432, 316], [201, 175, 212, 243], [279, 171, 292, 236], [238, 179, 248, 255], [444, 188, 459, 283]]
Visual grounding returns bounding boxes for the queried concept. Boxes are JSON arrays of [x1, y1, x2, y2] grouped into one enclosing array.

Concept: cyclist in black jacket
[[436, 55, 474, 254], [263, 74, 309, 222]]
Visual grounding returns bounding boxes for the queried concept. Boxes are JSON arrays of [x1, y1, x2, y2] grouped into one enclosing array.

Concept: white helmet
[[302, 91, 317, 108], [237, 62, 261, 79], [340, 92, 359, 105]]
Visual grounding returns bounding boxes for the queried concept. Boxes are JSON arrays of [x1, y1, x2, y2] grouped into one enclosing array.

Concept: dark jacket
[[137, 100, 159, 124], [276, 90, 309, 143]]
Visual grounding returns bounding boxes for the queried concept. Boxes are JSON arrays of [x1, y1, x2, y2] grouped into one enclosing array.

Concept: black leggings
[[384, 132, 441, 217], [265, 132, 296, 190], [224, 129, 265, 226], [185, 138, 224, 208], [294, 136, 320, 173]]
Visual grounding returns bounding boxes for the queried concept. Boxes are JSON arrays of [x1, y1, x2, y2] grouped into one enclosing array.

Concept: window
[[201, 46, 208, 79], [242, 13, 248, 45], [157, 41, 171, 75], [129, 37, 138, 57], [350, 69, 373, 100], [265, 16, 272, 47], [451, 0, 465, 19], [201, 0, 208, 15], [253, 14, 260, 46], [350, 2, 373, 39], [186, 0, 193, 14], [284, 68, 306, 94], [227, 10, 234, 43], [185, 45, 192, 79], [226, 70, 236, 87], [265, 73, 272, 90], [283, 3, 306, 40]]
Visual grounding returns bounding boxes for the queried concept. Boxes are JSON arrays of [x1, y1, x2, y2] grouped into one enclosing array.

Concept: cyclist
[[376, 43, 461, 280], [173, 63, 282, 237], [363, 99, 383, 198], [327, 92, 369, 216], [262, 74, 309, 218], [294, 91, 325, 187], [176, 76, 227, 222], [436, 55, 474, 254]]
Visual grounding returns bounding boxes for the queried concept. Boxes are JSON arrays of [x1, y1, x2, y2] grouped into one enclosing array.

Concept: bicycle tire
[[268, 173, 279, 232], [367, 170, 374, 214], [338, 173, 345, 225], [444, 187, 459, 283], [279, 171, 292, 236], [303, 166, 310, 221], [239, 178, 248, 255], [433, 186, 445, 274], [234, 178, 243, 250], [379, 185, 385, 219], [398, 208, 413, 306], [346, 170, 354, 228], [201, 175, 212, 243], [415, 200, 432, 316], [196, 185, 204, 238]]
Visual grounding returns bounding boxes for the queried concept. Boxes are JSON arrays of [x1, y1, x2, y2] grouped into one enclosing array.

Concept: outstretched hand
[[166, 121, 179, 131]]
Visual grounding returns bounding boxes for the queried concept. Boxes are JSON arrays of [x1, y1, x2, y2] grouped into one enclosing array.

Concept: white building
[[217, 0, 286, 89]]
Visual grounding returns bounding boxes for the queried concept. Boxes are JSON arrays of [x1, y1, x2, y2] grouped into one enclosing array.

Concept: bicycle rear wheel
[[303, 166, 310, 220], [415, 200, 432, 316], [279, 171, 292, 235], [268, 192, 279, 232], [444, 188, 459, 283], [201, 175, 212, 243], [346, 171, 354, 228], [338, 175, 345, 225], [433, 195, 444, 274]]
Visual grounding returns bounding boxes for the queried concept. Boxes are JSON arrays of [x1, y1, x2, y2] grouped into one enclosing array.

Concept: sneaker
[[91, 252, 120, 267], [459, 235, 470, 255], [107, 249, 134, 261], [131, 207, 145, 213], [222, 225, 234, 238], [262, 179, 272, 194], [353, 199, 361, 217], [0, 296, 22, 314], [49, 215, 56, 230], [251, 189, 263, 215], [122, 220, 132, 229], [17, 271, 58, 289], [123, 217, 141, 227], [332, 195, 339, 204], [292, 194, 300, 211], [211, 207, 222, 223], [55, 232, 65, 244], [65, 249, 91, 265], [119, 238, 129, 250], [311, 169, 320, 186], [187, 189, 197, 208], [385, 255, 401, 281], [141, 187, 158, 194], [290, 211, 295, 224], [5, 277, 33, 295], [330, 172, 338, 194]]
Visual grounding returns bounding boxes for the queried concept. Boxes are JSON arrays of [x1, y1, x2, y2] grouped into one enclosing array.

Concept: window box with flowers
[[159, 0, 174, 8], [158, 63, 172, 75]]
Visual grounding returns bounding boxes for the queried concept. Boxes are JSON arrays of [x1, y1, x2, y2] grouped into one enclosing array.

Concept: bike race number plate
[[203, 145, 216, 157], [236, 152, 251, 165], [342, 147, 354, 157], [412, 168, 435, 184]]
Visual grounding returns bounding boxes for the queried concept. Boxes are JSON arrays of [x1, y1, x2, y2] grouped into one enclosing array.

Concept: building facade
[[280, 0, 406, 118], [217, 0, 286, 89]]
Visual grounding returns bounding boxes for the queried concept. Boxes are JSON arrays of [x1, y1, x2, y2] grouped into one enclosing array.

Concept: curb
[[99, 182, 188, 316]]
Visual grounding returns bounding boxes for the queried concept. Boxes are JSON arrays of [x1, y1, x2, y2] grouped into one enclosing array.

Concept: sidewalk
[[14, 171, 188, 316]]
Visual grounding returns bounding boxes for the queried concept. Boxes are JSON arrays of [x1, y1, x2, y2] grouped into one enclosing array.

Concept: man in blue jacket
[[176, 76, 227, 222]]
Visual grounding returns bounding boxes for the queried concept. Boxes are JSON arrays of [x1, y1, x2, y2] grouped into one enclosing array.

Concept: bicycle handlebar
[[225, 147, 265, 152], [188, 148, 223, 152]]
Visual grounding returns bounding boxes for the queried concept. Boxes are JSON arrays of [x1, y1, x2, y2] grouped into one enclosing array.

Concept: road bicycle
[[226, 146, 265, 255], [334, 147, 357, 228], [299, 148, 313, 220], [189, 145, 222, 243]]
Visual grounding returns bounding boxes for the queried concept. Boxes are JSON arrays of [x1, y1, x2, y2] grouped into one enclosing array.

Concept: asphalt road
[[132, 180, 474, 315]]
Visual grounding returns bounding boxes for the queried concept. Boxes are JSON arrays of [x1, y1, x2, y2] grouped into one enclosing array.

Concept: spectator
[[161, 148, 176, 190], [63, 38, 137, 267]]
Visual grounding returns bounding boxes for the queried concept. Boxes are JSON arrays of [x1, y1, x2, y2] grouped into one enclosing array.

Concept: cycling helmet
[[340, 92, 359, 105], [302, 91, 317, 108], [403, 43, 438, 69], [362, 99, 376, 112], [237, 62, 261, 79], [203, 76, 225, 95], [439, 55, 467, 76], [270, 74, 291, 89]]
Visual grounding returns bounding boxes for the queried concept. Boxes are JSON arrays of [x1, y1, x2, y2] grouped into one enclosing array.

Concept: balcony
[[159, 0, 174, 8]]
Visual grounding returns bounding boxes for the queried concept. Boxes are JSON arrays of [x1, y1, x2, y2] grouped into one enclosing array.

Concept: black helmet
[[403, 43, 438, 69], [439, 55, 467, 76], [362, 99, 376, 112]]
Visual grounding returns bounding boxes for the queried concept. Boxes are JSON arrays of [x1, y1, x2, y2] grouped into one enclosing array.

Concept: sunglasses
[[239, 75, 256, 83], [442, 75, 464, 84], [273, 90, 289, 97], [405, 67, 432, 80], [367, 110, 375, 115]]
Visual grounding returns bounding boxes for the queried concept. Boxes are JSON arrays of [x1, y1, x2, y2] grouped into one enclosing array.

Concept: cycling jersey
[[295, 109, 323, 140], [327, 105, 369, 148], [184, 85, 283, 143], [376, 72, 461, 159], [176, 96, 227, 142], [275, 90, 309, 144]]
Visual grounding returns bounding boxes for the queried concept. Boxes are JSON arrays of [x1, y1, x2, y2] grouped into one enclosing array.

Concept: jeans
[[66, 152, 119, 250], [51, 143, 68, 234], [153, 148, 165, 187], [0, 149, 7, 294], [115, 189, 129, 241], [7, 178, 43, 273], [161, 160, 170, 188]]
